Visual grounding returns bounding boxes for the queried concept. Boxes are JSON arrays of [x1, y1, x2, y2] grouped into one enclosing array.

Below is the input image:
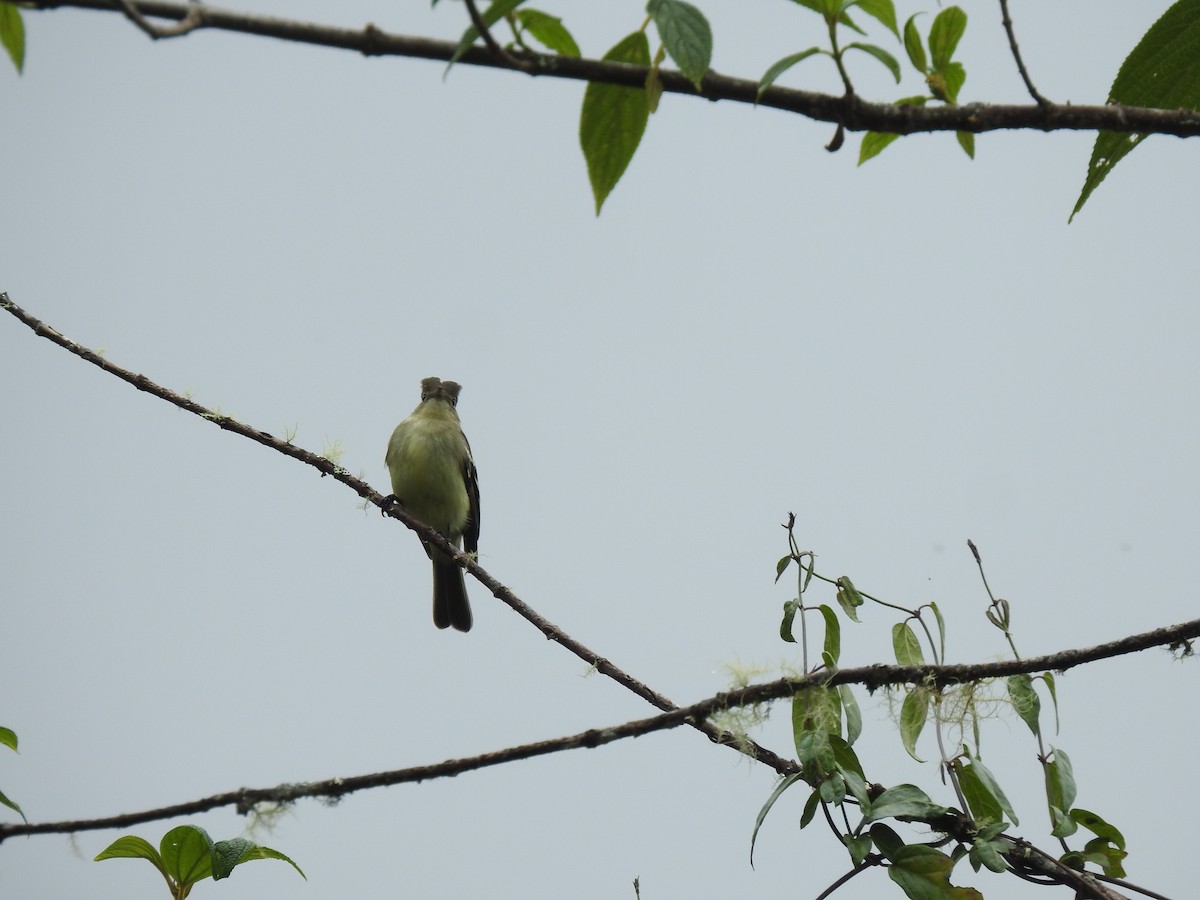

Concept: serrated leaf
[[447, 0, 527, 70], [0, 2, 24, 74], [516, 9, 580, 57], [1006, 673, 1040, 735], [0, 727, 16, 752], [1072, 0, 1200, 221], [750, 772, 805, 865], [928, 5, 966, 71], [211, 839, 306, 881], [757, 48, 822, 100], [903, 14, 926, 72], [956, 130, 975, 158], [892, 622, 924, 665], [579, 31, 651, 214], [853, 0, 899, 38], [899, 687, 928, 761], [647, 0, 711, 90], [845, 42, 901, 83]]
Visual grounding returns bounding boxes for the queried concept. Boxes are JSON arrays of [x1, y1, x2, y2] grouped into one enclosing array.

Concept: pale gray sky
[[2, 3, 1195, 899]]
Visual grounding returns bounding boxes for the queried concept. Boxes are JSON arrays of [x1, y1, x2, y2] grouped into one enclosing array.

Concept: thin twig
[[460, 0, 536, 74], [116, 0, 204, 38], [998, 0, 1050, 105]]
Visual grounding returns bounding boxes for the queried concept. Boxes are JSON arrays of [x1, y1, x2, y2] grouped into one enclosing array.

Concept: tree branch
[[0, 292, 795, 777], [998, 0, 1050, 106], [4, 291, 1186, 898], [25, 0, 1200, 138]]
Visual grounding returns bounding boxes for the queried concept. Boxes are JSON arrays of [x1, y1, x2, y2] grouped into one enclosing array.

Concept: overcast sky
[[2, 3, 1196, 899]]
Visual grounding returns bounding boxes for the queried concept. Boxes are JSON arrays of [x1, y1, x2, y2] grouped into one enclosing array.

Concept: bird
[[384, 377, 480, 632]]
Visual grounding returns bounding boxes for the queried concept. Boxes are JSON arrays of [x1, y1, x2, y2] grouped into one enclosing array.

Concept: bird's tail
[[432, 559, 472, 632]]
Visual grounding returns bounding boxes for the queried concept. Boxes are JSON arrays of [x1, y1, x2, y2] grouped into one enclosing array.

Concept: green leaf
[[956, 130, 975, 158], [750, 772, 806, 865], [1041, 672, 1060, 733], [1071, 808, 1126, 850], [646, 0, 711, 90], [953, 759, 1004, 826], [447, 0, 527, 69], [515, 9, 580, 57], [0, 727, 16, 752], [927, 601, 945, 662], [1045, 748, 1077, 838], [968, 837, 1008, 874], [579, 31, 651, 214], [966, 755, 1019, 826], [95, 835, 169, 883], [858, 95, 926, 164], [1006, 674, 1040, 735], [859, 130, 902, 163], [829, 734, 865, 779], [852, 0, 899, 39], [1072, 0, 1200, 222], [0, 785, 26, 823], [888, 844, 984, 900], [780, 598, 799, 642], [793, 684, 842, 742], [775, 554, 792, 581], [928, 6, 966, 71], [902, 14, 926, 72], [941, 61, 966, 104], [865, 784, 949, 823], [0, 2, 24, 74], [845, 42, 901, 83], [869, 822, 904, 860], [838, 683, 862, 744], [892, 622, 924, 665], [211, 839, 307, 881], [160, 825, 214, 886], [818, 604, 840, 665], [899, 687, 928, 761], [844, 833, 873, 867], [757, 48, 823, 100], [834, 576, 863, 622], [789, 0, 866, 34], [800, 786, 821, 827], [796, 729, 839, 788]]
